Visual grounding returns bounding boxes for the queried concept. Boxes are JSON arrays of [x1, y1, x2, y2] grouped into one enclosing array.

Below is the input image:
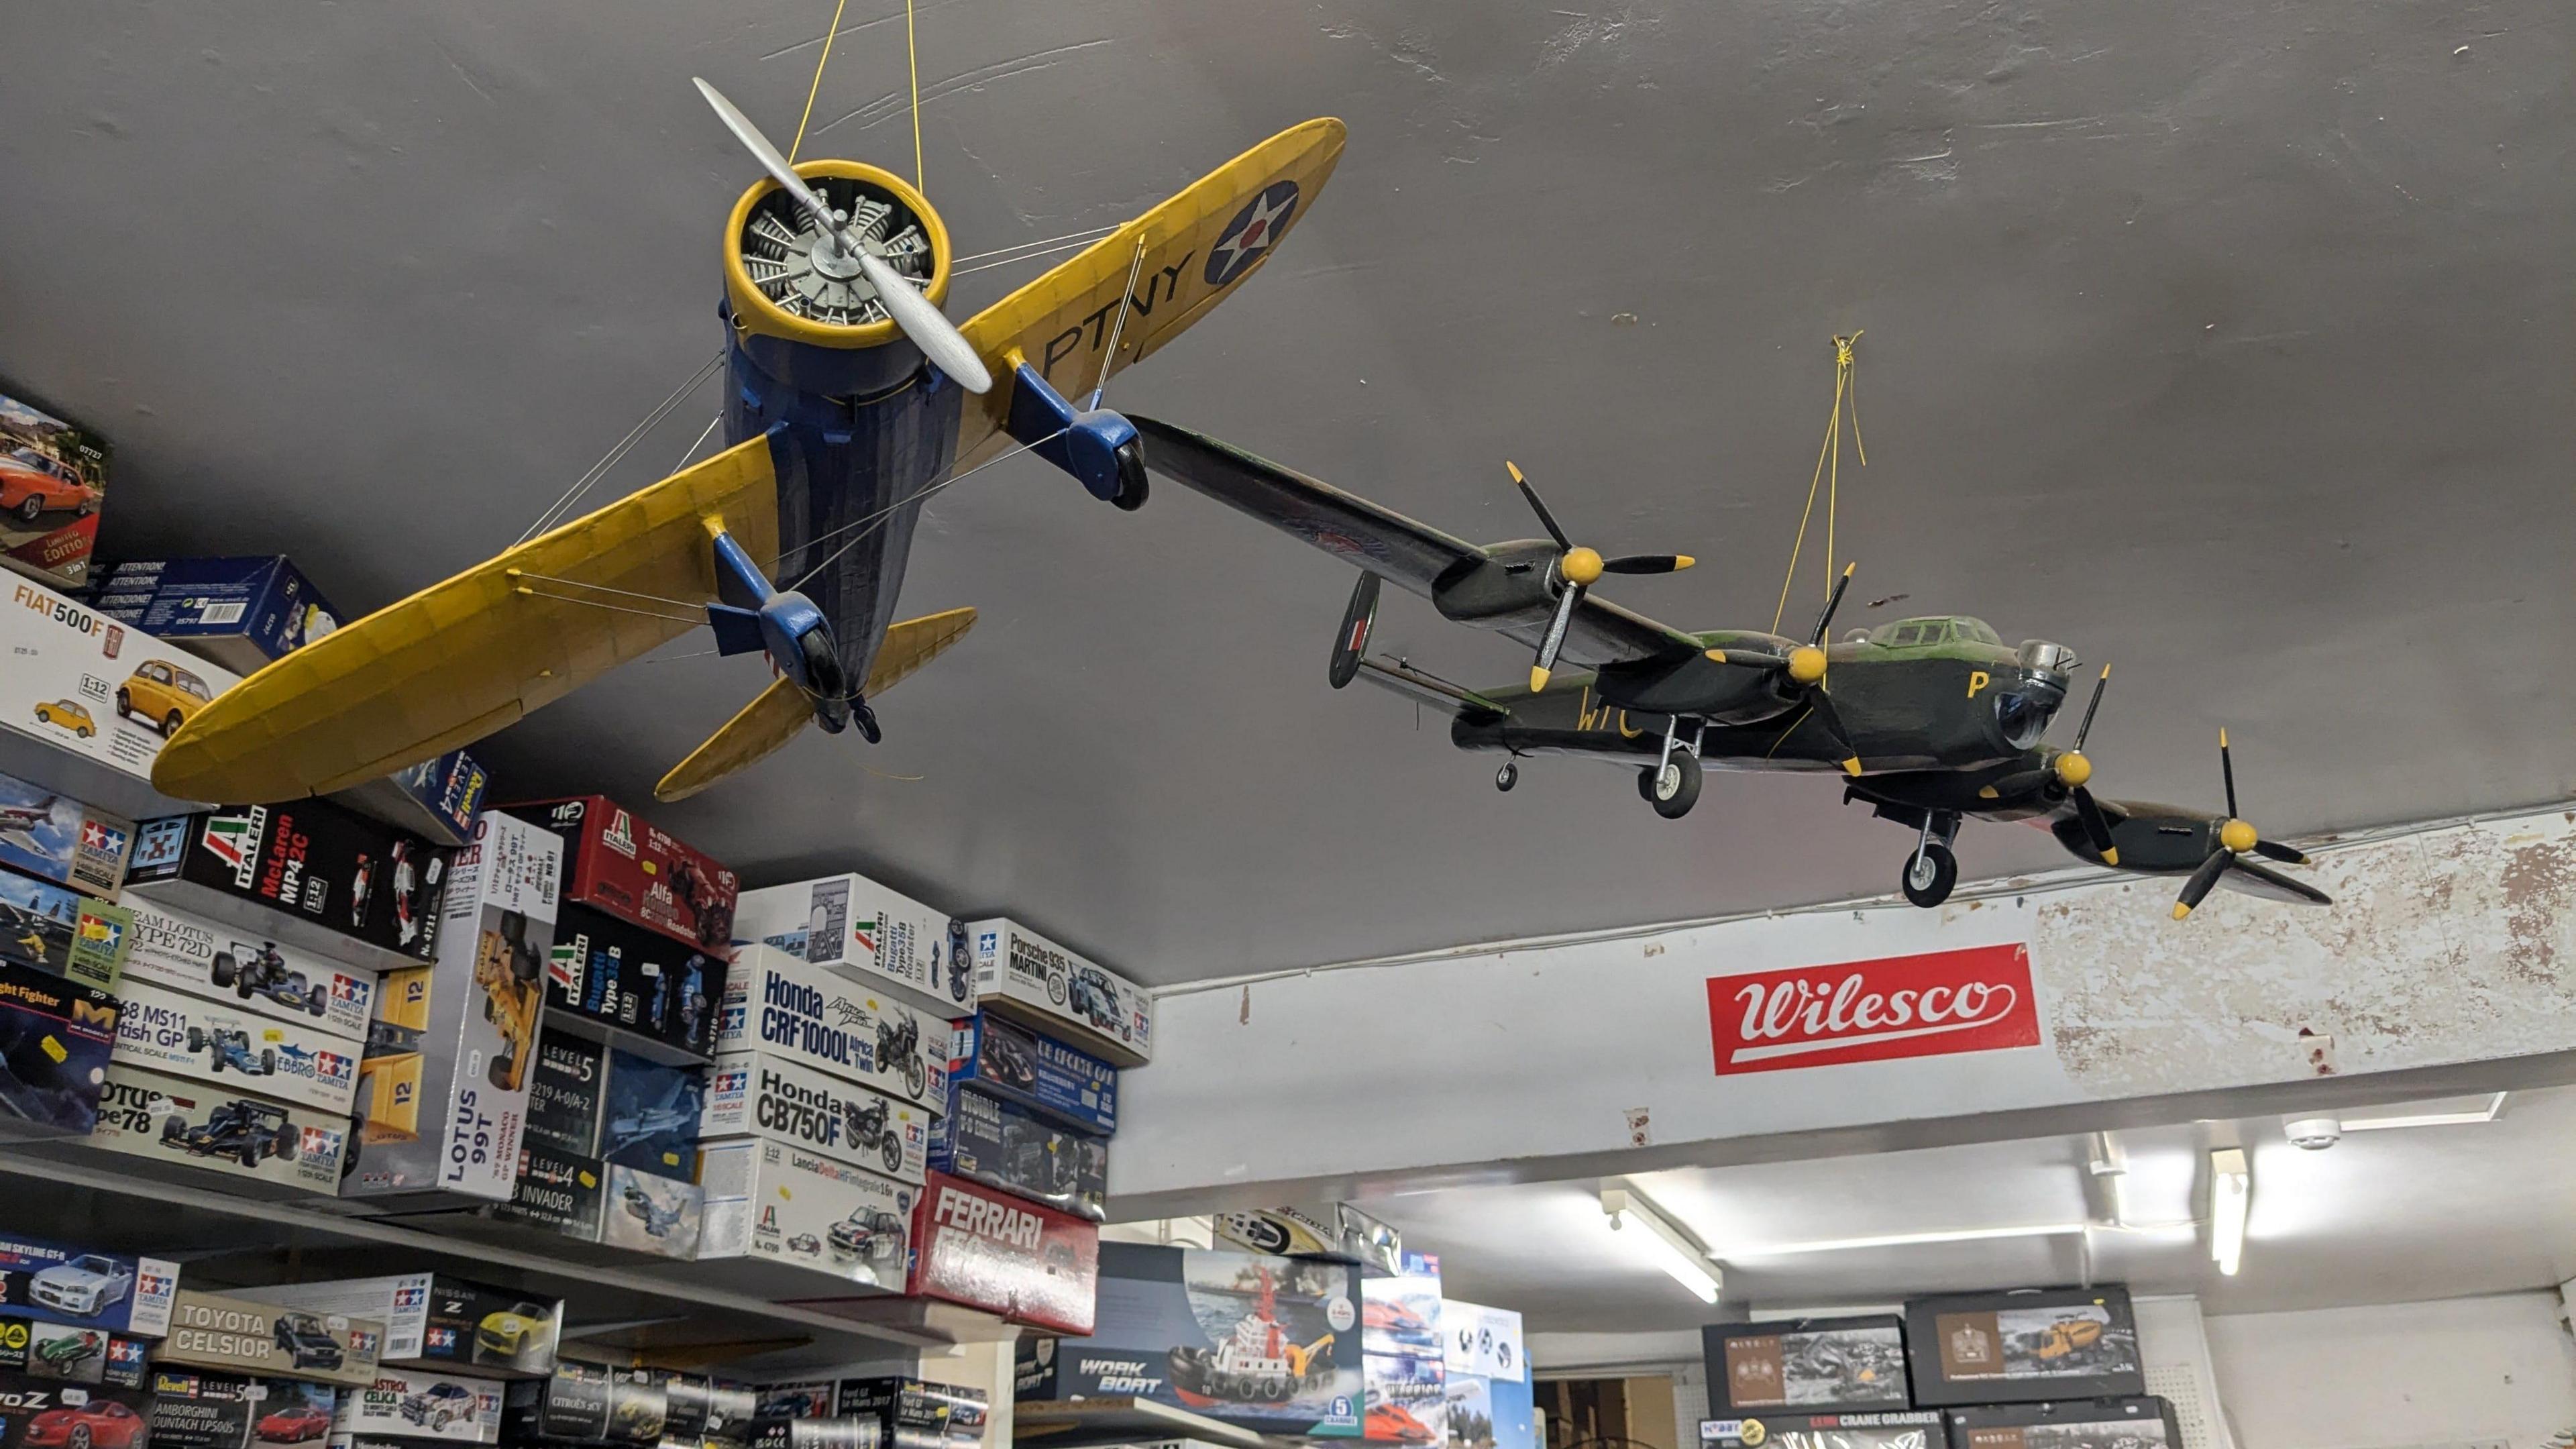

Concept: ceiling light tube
[[2343, 1092, 2509, 1131], [1601, 1187, 1722, 1303], [1727, 1222, 2088, 1256], [2208, 1147, 2250, 1277]]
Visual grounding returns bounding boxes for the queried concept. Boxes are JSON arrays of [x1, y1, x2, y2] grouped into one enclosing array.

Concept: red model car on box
[[254, 1405, 335, 1444], [0, 448, 99, 523], [22, 1397, 148, 1449]]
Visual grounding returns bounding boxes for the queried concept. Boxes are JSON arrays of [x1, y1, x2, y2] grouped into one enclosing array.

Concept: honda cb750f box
[[544, 902, 720, 1060], [108, 978, 357, 1115], [700, 1049, 928, 1185], [1014, 1243, 1360, 1438], [235, 1275, 561, 1380], [0, 769, 131, 898], [0, 958, 121, 1140], [89, 1062, 349, 1196], [716, 945, 945, 1113], [906, 1169, 1097, 1336], [125, 800, 453, 973], [732, 872, 965, 1018], [965, 918, 1148, 1067], [119, 900, 372, 1040], [695, 1137, 912, 1291], [928, 1085, 1105, 1220], [155, 1291, 381, 1389], [333, 1364, 505, 1444], [947, 1011, 1116, 1136], [506, 798, 737, 951], [0, 1235, 176, 1337]]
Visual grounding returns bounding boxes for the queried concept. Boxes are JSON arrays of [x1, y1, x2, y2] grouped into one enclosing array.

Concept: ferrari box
[[716, 945, 945, 1114], [88, 1062, 350, 1195], [947, 1011, 1116, 1136], [1902, 1287, 2143, 1407], [235, 1275, 561, 1379], [0, 1236, 175, 1337], [108, 977, 358, 1114], [125, 800, 453, 972], [545, 902, 721, 1060], [0, 577, 241, 810], [507, 798, 738, 951], [927, 1085, 1105, 1220], [965, 918, 1149, 1067], [732, 873, 967, 1018], [700, 1049, 928, 1185], [1703, 1414, 1946, 1449], [1014, 1242, 1362, 1438], [121, 901, 372, 1040], [339, 812, 563, 1205], [157, 1291, 382, 1389], [599, 1049, 705, 1181], [0, 390, 109, 590], [0, 869, 129, 993], [1946, 1398, 2179, 1449], [495, 1146, 604, 1243], [525, 1028, 605, 1157], [0, 773, 131, 898], [696, 1136, 914, 1291], [1703, 1317, 1914, 1416], [906, 1169, 1098, 1336], [0, 1379, 151, 1449], [86, 557, 338, 677], [0, 959, 121, 1140], [334, 1365, 504, 1444], [2, 1318, 148, 1389], [599, 1162, 702, 1258], [144, 1371, 338, 1449]]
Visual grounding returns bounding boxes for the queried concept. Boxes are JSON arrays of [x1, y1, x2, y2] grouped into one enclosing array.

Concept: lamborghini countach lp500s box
[[716, 946, 945, 1111], [507, 798, 737, 951], [731, 872, 966, 1018], [125, 800, 453, 972], [965, 918, 1149, 1067], [89, 1063, 349, 1195]]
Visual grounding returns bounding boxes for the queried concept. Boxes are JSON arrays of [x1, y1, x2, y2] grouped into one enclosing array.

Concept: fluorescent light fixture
[[1726, 1222, 2088, 1257], [1601, 1187, 1722, 1303], [2208, 1147, 2250, 1277], [2344, 1091, 2508, 1132]]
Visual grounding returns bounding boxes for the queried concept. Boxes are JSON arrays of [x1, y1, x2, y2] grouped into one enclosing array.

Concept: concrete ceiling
[[3, 1, 2569, 982]]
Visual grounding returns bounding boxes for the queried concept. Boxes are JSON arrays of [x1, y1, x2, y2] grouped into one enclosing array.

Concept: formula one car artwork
[[1132, 423, 2333, 918], [161, 1097, 301, 1169], [475, 911, 545, 1090], [211, 941, 332, 1016], [186, 1026, 278, 1077]]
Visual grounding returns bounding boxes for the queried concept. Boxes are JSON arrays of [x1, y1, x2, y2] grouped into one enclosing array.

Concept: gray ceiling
[[3, 0, 2569, 983]]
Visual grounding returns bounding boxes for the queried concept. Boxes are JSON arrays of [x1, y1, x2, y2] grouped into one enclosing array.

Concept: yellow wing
[[953, 118, 1346, 467], [651, 606, 977, 804], [153, 437, 780, 805]]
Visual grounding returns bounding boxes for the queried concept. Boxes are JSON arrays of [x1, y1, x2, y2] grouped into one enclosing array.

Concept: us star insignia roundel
[[1205, 180, 1300, 287]]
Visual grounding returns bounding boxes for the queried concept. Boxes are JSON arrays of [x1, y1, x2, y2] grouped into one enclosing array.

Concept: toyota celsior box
[[0, 1236, 176, 1337], [339, 812, 563, 1205], [0, 869, 129, 992], [0, 1380, 153, 1449], [732, 873, 967, 1018], [108, 978, 358, 1115], [545, 902, 721, 1059], [235, 1275, 561, 1379], [0, 959, 121, 1140], [1946, 1399, 2180, 1449], [334, 1365, 504, 1444], [928, 1085, 1105, 1220], [0, 390, 109, 590], [716, 945, 945, 1112], [0, 771, 132, 898], [700, 1050, 929, 1185], [947, 1012, 1116, 1136], [156, 1291, 382, 1389], [125, 800, 453, 972], [965, 918, 1149, 1067], [906, 1170, 1097, 1335], [525, 1028, 605, 1157], [86, 557, 338, 677], [507, 798, 738, 951], [1704, 1415, 1945, 1449], [696, 1137, 913, 1291], [119, 901, 374, 1040], [88, 1063, 349, 1195]]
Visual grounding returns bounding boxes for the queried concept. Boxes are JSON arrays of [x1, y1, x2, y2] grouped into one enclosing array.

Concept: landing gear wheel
[[799, 628, 847, 704], [1646, 752, 1701, 819], [1110, 439, 1150, 513], [1902, 841, 1958, 907], [1495, 761, 1518, 792], [852, 699, 882, 745]]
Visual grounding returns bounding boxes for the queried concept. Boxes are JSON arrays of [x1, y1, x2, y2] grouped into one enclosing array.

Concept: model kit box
[[696, 1137, 913, 1290], [700, 1049, 928, 1184], [126, 800, 453, 971], [906, 1169, 1098, 1335], [156, 1291, 382, 1389], [965, 918, 1149, 1067], [1704, 1317, 1912, 1416], [339, 812, 562, 1204], [0, 1237, 175, 1338], [716, 945, 945, 1111], [928, 1085, 1105, 1220], [1705, 1414, 1944, 1449], [0, 773, 131, 898], [947, 1011, 1116, 1136], [0, 869, 129, 993], [0, 391, 109, 590], [109, 978, 358, 1114], [0, 1318, 147, 1389], [1440, 1300, 1523, 1382], [496, 1147, 604, 1242], [0, 1379, 151, 1449], [503, 1362, 751, 1448], [1947, 1398, 2178, 1449], [334, 1365, 504, 1444], [122, 901, 372, 1040], [599, 1163, 702, 1258], [1361, 1255, 1442, 1360], [733, 873, 967, 1017], [1016, 1243, 1362, 1437], [0, 959, 121, 1140], [599, 1049, 704, 1181], [236, 1276, 560, 1379], [1902, 1287, 2143, 1407], [545, 902, 720, 1059], [1361, 1351, 1445, 1445], [1, 577, 241, 802], [87, 558, 339, 677], [739, 1378, 983, 1449], [508, 798, 737, 951], [89, 1063, 350, 1193], [524, 1028, 604, 1157], [144, 1371, 338, 1449], [342, 749, 490, 853]]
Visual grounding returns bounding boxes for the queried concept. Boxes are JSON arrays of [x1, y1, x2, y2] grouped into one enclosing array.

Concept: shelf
[[0, 726, 207, 826], [1013, 1399, 1295, 1449]]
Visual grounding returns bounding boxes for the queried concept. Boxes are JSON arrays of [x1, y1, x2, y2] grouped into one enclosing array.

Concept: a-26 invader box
[[716, 945, 946, 1112], [107, 977, 358, 1115]]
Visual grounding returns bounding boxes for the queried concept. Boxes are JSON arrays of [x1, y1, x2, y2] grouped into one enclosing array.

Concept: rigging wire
[[517, 351, 725, 545], [1768, 332, 1866, 635]]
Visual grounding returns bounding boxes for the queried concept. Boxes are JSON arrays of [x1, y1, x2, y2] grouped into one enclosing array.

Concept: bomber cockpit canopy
[[1860, 616, 2002, 648]]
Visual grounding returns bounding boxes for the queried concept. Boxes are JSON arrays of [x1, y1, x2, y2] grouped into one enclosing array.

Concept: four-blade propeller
[[2171, 729, 2312, 920], [1507, 461, 1693, 692]]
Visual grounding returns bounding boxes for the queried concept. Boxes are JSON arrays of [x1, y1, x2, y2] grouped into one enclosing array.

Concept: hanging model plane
[[150, 80, 1343, 807], [1127, 419, 2330, 918]]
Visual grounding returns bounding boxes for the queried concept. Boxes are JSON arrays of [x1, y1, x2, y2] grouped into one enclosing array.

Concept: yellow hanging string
[[1769, 331, 1867, 635], [787, 0, 852, 162], [906, 0, 925, 190]]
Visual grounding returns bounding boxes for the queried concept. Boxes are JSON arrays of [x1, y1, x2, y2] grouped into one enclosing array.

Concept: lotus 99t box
[[1016, 1242, 1360, 1438]]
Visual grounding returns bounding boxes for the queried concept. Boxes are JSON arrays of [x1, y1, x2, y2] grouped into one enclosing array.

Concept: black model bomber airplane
[[1129, 417, 2330, 918]]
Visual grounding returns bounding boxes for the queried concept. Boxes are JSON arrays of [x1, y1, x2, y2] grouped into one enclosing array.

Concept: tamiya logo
[[137, 1271, 170, 1299], [107, 1340, 144, 1367], [603, 810, 636, 859], [394, 1285, 427, 1309], [200, 808, 270, 888], [350, 1329, 378, 1354], [428, 1328, 456, 1349], [332, 975, 364, 1002], [79, 819, 125, 856], [1707, 943, 2041, 1075], [76, 913, 123, 951]]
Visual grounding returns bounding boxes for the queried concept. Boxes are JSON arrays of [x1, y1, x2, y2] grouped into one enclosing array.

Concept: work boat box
[[89, 1061, 350, 1195], [108, 977, 358, 1116], [965, 918, 1150, 1067], [716, 945, 947, 1112], [700, 1049, 928, 1185], [125, 800, 453, 972], [732, 872, 967, 1018], [120, 900, 374, 1040], [508, 797, 738, 951], [696, 1136, 914, 1292]]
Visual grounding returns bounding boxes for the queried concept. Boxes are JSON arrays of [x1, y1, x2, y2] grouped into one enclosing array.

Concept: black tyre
[[1110, 437, 1149, 511], [163, 710, 184, 737], [1648, 751, 1702, 820], [275, 1126, 299, 1162], [186, 1027, 205, 1054], [902, 1053, 925, 1099], [879, 1131, 904, 1175], [1901, 841, 1959, 908], [160, 1116, 184, 1143], [211, 952, 237, 988], [239, 1138, 259, 1169], [308, 991, 327, 1018], [260, 1049, 276, 1074], [1495, 761, 1518, 792], [15, 494, 41, 523], [114, 688, 131, 719], [853, 699, 881, 745]]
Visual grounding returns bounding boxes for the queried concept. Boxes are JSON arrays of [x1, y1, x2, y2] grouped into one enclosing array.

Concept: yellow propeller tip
[[2102, 847, 2119, 867], [2100, 663, 2112, 680], [1675, 555, 1697, 570], [1705, 649, 1728, 664], [1841, 561, 1857, 577], [1505, 461, 1525, 483], [2171, 902, 2194, 920], [2218, 727, 2230, 747], [1977, 786, 1999, 800], [1840, 757, 1864, 777], [1528, 667, 1551, 693]]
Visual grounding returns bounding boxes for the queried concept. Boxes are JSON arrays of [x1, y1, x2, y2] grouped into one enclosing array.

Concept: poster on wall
[[1701, 1316, 1912, 1415], [1902, 1287, 2143, 1406]]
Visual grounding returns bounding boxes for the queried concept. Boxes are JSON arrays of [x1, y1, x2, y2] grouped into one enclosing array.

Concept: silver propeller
[[692, 78, 993, 394]]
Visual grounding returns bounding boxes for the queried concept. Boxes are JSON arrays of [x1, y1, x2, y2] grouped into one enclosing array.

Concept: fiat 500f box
[[0, 771, 131, 898], [965, 919, 1148, 1067], [0, 1236, 176, 1337], [947, 1012, 1116, 1135], [0, 869, 129, 993], [928, 1085, 1105, 1220], [0, 959, 121, 1140], [0, 576, 239, 820], [121, 901, 372, 1039], [697, 1138, 913, 1290], [126, 800, 452, 972], [700, 1049, 928, 1184], [89, 1063, 348, 1194], [109, 978, 358, 1114], [508, 798, 737, 951], [731, 873, 966, 1017], [334, 1365, 504, 1444], [716, 945, 945, 1112], [236, 1275, 560, 1379]]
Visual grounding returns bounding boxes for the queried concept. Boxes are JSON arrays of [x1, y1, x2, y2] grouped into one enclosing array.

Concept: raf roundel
[[1205, 180, 1300, 287]]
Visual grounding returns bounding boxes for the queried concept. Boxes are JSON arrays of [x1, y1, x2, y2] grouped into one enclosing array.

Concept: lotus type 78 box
[[716, 945, 946, 1112], [700, 1049, 928, 1185], [235, 1275, 561, 1379], [0, 959, 121, 1139], [0, 771, 131, 898], [928, 1085, 1105, 1220], [947, 1011, 1116, 1135], [696, 1137, 913, 1291], [732, 873, 967, 1017], [109, 977, 358, 1115], [965, 918, 1149, 1067], [86, 557, 338, 676], [0, 390, 109, 589], [333, 1364, 506, 1444], [0, 1235, 176, 1336], [126, 800, 453, 971], [155, 1291, 382, 1389], [89, 1063, 349, 1194], [906, 1170, 1098, 1336], [120, 900, 373, 1040], [508, 798, 738, 951]]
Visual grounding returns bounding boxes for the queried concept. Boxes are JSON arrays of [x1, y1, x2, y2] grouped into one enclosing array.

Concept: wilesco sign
[[1707, 945, 2040, 1074]]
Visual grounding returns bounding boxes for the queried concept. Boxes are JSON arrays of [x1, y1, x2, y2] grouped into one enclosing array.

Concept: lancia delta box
[[109, 978, 358, 1115], [334, 1365, 504, 1444], [125, 800, 453, 972], [505, 798, 737, 951], [0, 1238, 176, 1337], [0, 869, 130, 993], [731, 873, 964, 1018], [700, 1050, 929, 1185], [155, 1291, 381, 1389], [0, 959, 123, 1141], [696, 1137, 912, 1291], [947, 1011, 1116, 1136], [89, 1063, 349, 1195], [120, 901, 374, 1040], [716, 945, 945, 1111], [965, 918, 1149, 1067], [236, 1275, 561, 1379], [0, 771, 133, 898]]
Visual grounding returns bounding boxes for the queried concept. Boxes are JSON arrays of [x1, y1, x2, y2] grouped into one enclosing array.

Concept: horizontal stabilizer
[[1354, 657, 1511, 720]]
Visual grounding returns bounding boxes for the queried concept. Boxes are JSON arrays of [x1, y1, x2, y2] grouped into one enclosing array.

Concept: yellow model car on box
[[474, 1300, 553, 1361], [118, 658, 215, 737], [33, 698, 95, 737]]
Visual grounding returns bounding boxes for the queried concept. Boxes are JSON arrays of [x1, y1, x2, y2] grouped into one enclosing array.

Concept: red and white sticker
[[1706, 943, 2041, 1074]]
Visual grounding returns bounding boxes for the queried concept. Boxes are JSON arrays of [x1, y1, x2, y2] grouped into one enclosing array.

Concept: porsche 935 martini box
[[965, 918, 1148, 1067], [0, 1379, 152, 1449], [88, 1063, 349, 1194], [0, 869, 129, 993], [732, 873, 966, 1018], [524, 1027, 604, 1157], [906, 1169, 1098, 1335], [1703, 1415, 1945, 1449], [333, 1364, 504, 1444], [947, 1011, 1116, 1135], [506, 797, 738, 951], [696, 1137, 913, 1290], [928, 1085, 1105, 1220], [157, 1291, 382, 1389], [1946, 1398, 2180, 1449], [121, 901, 372, 1040], [0, 959, 121, 1140], [716, 945, 945, 1112], [700, 1049, 927, 1185], [126, 800, 453, 972], [545, 902, 720, 1060], [86, 557, 338, 677], [0, 771, 131, 898], [0, 1236, 175, 1337], [108, 977, 358, 1114], [235, 1275, 561, 1379], [0, 390, 109, 590]]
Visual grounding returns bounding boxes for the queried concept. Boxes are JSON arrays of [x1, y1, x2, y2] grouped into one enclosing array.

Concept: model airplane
[[0, 796, 56, 855], [150, 80, 1342, 807], [1129, 419, 2329, 918]]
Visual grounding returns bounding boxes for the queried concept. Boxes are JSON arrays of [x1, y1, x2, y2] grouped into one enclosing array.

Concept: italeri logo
[[604, 809, 636, 858], [201, 808, 270, 888], [1706, 943, 2041, 1074]]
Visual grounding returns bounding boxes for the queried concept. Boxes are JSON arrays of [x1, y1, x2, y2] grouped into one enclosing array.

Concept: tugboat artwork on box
[[1170, 1265, 1343, 1409]]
